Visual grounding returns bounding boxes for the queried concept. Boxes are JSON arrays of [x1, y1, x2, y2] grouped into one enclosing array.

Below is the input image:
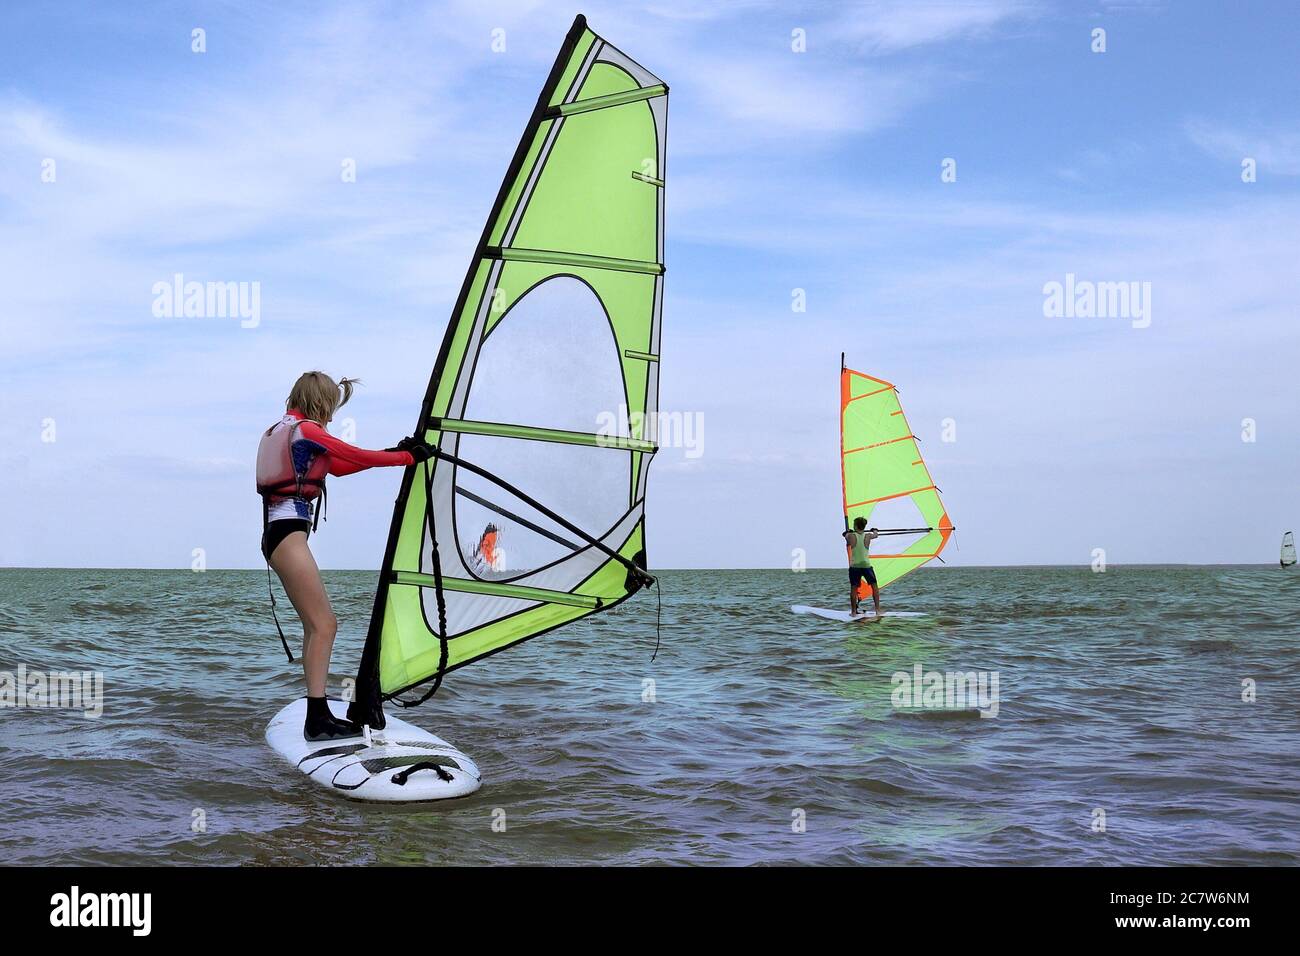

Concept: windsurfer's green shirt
[[845, 531, 872, 568]]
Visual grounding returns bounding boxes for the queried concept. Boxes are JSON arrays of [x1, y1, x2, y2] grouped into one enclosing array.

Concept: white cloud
[[827, 0, 1038, 55], [1185, 118, 1300, 176], [1, 0, 1296, 569]]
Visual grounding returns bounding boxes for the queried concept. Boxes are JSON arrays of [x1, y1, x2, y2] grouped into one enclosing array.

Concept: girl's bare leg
[[268, 531, 337, 697]]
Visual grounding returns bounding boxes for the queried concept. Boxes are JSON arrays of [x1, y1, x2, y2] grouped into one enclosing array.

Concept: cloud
[[692, 56, 928, 138], [1185, 118, 1300, 176], [2, 1, 1296, 569], [827, 0, 1038, 55]]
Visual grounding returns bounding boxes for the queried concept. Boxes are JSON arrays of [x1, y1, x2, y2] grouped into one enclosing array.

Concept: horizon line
[[0, 563, 1289, 572]]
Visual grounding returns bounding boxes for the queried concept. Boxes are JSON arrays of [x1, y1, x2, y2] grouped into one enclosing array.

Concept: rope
[[395, 459, 450, 707], [650, 573, 662, 663]]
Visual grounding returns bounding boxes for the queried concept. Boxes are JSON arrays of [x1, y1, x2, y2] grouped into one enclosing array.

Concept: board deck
[[791, 604, 928, 623], [266, 697, 481, 802]]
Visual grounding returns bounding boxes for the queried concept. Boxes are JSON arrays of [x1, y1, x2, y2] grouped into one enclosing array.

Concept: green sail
[[351, 15, 667, 725], [840, 364, 953, 596]]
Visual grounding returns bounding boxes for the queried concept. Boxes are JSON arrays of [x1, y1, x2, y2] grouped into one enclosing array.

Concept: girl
[[256, 371, 430, 740]]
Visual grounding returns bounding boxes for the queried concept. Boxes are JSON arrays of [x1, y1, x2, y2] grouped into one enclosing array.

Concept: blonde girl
[[256, 372, 430, 740]]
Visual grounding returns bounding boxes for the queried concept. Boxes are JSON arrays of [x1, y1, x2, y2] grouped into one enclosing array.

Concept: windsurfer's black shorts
[[262, 519, 312, 562], [849, 566, 877, 589]]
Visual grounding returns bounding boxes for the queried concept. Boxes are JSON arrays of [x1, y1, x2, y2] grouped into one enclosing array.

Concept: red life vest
[[256, 413, 332, 663], [256, 414, 328, 502]]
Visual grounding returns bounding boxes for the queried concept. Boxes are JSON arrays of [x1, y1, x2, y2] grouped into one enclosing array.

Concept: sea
[[1, 566, 1297, 866]]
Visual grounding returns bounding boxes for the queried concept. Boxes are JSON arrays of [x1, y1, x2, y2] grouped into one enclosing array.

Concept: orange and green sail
[[349, 15, 667, 726], [840, 359, 953, 599]]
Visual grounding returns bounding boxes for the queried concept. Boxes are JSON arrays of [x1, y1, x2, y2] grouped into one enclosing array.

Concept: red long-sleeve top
[[287, 408, 414, 475]]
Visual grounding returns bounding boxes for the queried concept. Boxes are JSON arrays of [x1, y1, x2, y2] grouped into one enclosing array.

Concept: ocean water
[[1, 566, 1297, 866]]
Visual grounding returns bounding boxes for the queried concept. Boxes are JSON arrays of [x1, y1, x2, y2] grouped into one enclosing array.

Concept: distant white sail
[[1283, 531, 1296, 568]]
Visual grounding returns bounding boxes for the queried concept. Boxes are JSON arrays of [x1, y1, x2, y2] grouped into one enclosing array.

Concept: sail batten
[[550, 83, 668, 116], [846, 486, 938, 509], [390, 572, 604, 610], [349, 15, 667, 726], [485, 246, 665, 275], [431, 417, 657, 452]]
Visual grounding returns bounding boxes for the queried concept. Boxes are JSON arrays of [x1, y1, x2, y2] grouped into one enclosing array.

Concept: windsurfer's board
[[792, 604, 927, 623], [266, 697, 481, 802]]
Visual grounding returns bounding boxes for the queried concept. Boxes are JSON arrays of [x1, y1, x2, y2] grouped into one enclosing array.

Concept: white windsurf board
[[791, 604, 927, 623], [266, 697, 481, 802]]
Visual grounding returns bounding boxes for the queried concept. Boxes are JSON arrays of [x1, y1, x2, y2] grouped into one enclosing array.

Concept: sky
[[1, 0, 1297, 570]]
